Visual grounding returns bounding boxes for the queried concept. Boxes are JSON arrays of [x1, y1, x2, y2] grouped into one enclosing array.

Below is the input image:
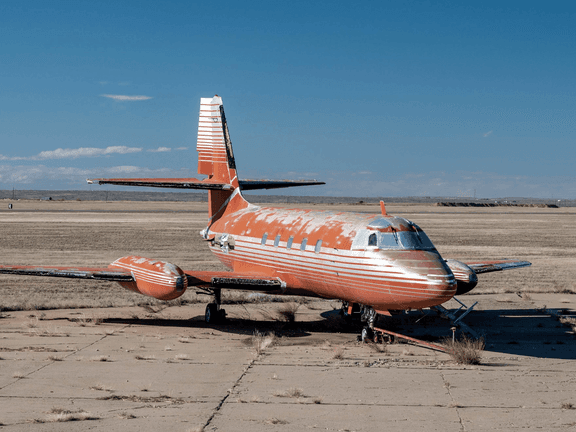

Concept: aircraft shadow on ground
[[99, 307, 576, 360]]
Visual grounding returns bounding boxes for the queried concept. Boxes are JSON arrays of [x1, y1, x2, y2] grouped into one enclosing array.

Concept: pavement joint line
[[440, 370, 467, 431], [0, 395, 565, 410], [202, 354, 259, 430]]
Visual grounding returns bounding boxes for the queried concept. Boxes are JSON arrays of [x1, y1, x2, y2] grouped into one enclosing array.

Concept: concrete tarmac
[[1, 295, 576, 431]]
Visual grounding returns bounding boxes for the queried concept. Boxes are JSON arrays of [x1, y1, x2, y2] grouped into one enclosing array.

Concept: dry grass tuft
[[47, 355, 63, 361], [12, 371, 26, 379], [443, 336, 485, 365], [141, 304, 167, 314], [331, 346, 345, 360], [118, 411, 137, 419], [252, 331, 276, 355], [90, 355, 111, 362], [134, 354, 155, 361], [266, 418, 289, 425], [561, 402, 575, 410], [559, 316, 576, 334], [89, 383, 114, 392], [179, 337, 195, 343], [33, 408, 99, 423], [47, 411, 98, 422], [277, 303, 299, 323], [175, 353, 190, 361], [368, 342, 387, 354], [98, 394, 184, 404], [274, 387, 305, 398]]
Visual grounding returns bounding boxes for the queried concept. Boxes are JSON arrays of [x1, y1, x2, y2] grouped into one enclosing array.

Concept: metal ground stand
[[431, 297, 479, 339]]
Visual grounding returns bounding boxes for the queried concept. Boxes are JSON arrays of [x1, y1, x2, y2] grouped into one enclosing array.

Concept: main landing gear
[[205, 288, 226, 324]]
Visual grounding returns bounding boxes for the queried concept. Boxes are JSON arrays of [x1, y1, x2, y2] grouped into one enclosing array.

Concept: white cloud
[[0, 164, 197, 187], [1, 146, 142, 161], [176, 147, 188, 151], [148, 147, 171, 153], [100, 94, 153, 101], [483, 130, 493, 137], [34, 146, 142, 160]]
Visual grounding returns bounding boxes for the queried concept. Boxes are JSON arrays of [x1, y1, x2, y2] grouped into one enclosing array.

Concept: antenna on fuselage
[[380, 200, 387, 216]]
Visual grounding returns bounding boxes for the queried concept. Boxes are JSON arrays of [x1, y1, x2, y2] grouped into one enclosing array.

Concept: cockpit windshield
[[351, 228, 436, 251]]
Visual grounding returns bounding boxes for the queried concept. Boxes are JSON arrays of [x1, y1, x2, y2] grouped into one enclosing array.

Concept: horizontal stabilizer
[[0, 265, 134, 281], [87, 178, 324, 191], [238, 179, 325, 191], [465, 260, 531, 274], [87, 178, 233, 190]]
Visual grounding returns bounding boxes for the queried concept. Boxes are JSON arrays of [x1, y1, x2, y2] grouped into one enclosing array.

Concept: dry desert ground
[[1, 199, 576, 431]]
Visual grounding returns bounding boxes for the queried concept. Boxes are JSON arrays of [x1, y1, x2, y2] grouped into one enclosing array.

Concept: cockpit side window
[[368, 233, 377, 246]]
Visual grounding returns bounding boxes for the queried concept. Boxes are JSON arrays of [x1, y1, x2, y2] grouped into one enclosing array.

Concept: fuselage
[[206, 204, 457, 313]]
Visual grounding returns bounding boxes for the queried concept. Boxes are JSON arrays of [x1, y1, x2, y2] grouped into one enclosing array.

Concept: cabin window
[[300, 238, 308, 251], [274, 234, 281, 247], [261, 233, 268, 246], [368, 233, 377, 246], [315, 239, 322, 253], [287, 236, 294, 249]]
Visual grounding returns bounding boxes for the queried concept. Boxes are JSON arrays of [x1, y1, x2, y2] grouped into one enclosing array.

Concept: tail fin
[[197, 95, 248, 222]]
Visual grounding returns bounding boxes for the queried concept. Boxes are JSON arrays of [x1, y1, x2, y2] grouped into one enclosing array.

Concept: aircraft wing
[[0, 265, 134, 281], [185, 271, 285, 292], [0, 264, 284, 293], [465, 260, 532, 274]]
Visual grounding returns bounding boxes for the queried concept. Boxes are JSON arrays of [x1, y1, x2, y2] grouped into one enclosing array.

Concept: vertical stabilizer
[[197, 96, 247, 222]]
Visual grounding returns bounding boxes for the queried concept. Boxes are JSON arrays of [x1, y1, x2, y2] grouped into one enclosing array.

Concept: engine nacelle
[[445, 259, 478, 296], [109, 256, 187, 300]]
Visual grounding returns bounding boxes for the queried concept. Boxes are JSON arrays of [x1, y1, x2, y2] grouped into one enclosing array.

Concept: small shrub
[[277, 303, 299, 323], [331, 347, 345, 360], [443, 336, 485, 365], [252, 331, 276, 355]]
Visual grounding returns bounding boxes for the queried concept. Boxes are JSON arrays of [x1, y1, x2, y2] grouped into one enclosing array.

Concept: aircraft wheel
[[205, 303, 218, 324], [373, 332, 382, 344], [361, 327, 373, 343], [218, 308, 227, 321]]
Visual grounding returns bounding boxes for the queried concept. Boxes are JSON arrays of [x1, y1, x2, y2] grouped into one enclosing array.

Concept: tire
[[205, 303, 218, 324], [218, 308, 227, 321], [361, 327, 373, 343]]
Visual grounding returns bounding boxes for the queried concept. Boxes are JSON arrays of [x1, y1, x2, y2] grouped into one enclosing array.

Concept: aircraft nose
[[424, 257, 457, 302], [402, 250, 456, 305]]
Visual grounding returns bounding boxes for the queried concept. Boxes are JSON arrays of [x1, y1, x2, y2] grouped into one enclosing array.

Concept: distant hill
[[0, 189, 572, 207]]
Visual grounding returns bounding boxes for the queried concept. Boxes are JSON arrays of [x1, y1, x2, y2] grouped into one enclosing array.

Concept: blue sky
[[1, 0, 575, 198]]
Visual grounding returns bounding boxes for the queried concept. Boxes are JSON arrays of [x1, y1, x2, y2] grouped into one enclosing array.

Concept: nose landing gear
[[340, 302, 380, 343]]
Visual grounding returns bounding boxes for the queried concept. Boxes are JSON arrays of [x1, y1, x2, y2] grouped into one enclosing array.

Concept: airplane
[[0, 95, 531, 341]]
